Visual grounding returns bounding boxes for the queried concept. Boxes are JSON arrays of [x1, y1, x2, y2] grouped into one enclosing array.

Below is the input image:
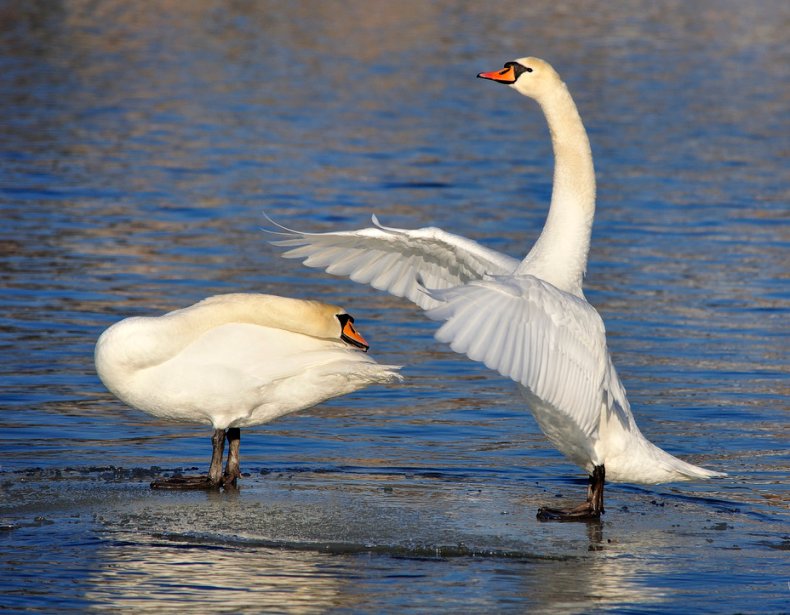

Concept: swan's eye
[[504, 62, 532, 78]]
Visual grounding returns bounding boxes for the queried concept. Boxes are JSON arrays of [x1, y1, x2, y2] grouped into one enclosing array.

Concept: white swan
[[95, 293, 402, 490], [268, 57, 724, 519]]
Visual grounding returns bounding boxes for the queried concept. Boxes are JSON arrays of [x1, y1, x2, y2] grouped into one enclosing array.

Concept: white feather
[[264, 56, 724, 485], [428, 276, 607, 440], [270, 216, 519, 310]]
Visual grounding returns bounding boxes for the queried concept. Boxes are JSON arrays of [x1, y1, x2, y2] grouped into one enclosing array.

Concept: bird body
[[96, 293, 401, 488], [270, 57, 723, 516]]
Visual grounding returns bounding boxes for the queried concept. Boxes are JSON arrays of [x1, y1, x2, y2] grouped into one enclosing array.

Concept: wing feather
[[510, 317, 526, 383], [533, 319, 548, 394], [427, 276, 608, 439], [267, 214, 519, 310], [349, 252, 388, 284], [482, 301, 512, 370], [494, 308, 518, 376]]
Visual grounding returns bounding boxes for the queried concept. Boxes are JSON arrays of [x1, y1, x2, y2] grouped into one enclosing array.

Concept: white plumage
[[269, 57, 723, 517], [430, 277, 605, 443], [270, 214, 518, 310], [96, 293, 401, 489]]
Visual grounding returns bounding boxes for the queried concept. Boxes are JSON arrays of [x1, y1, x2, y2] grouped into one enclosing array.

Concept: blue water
[[1, 1, 788, 613]]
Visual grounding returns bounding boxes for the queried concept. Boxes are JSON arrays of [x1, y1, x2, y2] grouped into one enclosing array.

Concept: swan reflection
[[85, 533, 343, 613]]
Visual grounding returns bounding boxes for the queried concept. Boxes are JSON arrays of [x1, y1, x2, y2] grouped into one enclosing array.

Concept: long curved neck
[[517, 81, 596, 296]]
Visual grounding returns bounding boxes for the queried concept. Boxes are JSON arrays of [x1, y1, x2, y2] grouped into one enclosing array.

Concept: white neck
[[517, 81, 596, 296]]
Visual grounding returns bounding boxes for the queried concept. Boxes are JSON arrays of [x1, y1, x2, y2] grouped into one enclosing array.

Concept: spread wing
[[267, 214, 519, 310], [425, 275, 610, 438]]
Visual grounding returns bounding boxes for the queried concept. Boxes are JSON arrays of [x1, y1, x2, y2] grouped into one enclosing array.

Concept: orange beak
[[341, 319, 369, 352], [477, 65, 516, 84]]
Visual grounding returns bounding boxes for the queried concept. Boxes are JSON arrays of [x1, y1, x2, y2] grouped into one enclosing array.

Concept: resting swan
[[269, 57, 724, 519], [95, 293, 402, 490]]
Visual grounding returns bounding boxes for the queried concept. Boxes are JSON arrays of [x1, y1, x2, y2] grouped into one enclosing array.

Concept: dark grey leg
[[590, 465, 605, 514], [223, 427, 241, 489], [150, 428, 226, 490], [207, 428, 226, 486]]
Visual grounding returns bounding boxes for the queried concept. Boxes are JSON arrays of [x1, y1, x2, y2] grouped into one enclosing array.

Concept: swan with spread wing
[[268, 57, 724, 519]]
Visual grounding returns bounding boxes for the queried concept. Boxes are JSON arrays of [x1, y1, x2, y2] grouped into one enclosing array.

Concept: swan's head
[[477, 57, 561, 100], [291, 298, 370, 351], [335, 312, 369, 352]]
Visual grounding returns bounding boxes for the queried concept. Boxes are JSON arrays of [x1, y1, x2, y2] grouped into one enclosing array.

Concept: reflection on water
[[1, 0, 788, 613], [84, 533, 669, 614], [86, 537, 345, 614]]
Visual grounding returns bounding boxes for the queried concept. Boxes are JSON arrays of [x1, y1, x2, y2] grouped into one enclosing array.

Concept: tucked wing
[[267, 214, 519, 310], [426, 275, 610, 438]]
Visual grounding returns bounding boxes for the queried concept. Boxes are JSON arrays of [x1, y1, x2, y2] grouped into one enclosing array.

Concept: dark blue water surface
[[1, 1, 788, 613]]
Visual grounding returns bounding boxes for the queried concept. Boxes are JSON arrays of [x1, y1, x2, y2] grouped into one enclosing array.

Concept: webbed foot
[[150, 475, 221, 490], [536, 502, 601, 521], [537, 465, 605, 523]]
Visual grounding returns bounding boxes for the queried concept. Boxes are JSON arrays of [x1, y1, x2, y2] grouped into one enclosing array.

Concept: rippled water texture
[[1, 1, 788, 613]]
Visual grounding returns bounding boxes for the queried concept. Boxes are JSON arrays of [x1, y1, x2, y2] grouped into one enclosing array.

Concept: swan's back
[[95, 294, 402, 429], [96, 293, 344, 372]]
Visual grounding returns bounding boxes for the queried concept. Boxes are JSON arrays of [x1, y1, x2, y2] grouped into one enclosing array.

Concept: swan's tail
[[600, 360, 726, 484], [653, 446, 727, 481], [606, 435, 726, 484]]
